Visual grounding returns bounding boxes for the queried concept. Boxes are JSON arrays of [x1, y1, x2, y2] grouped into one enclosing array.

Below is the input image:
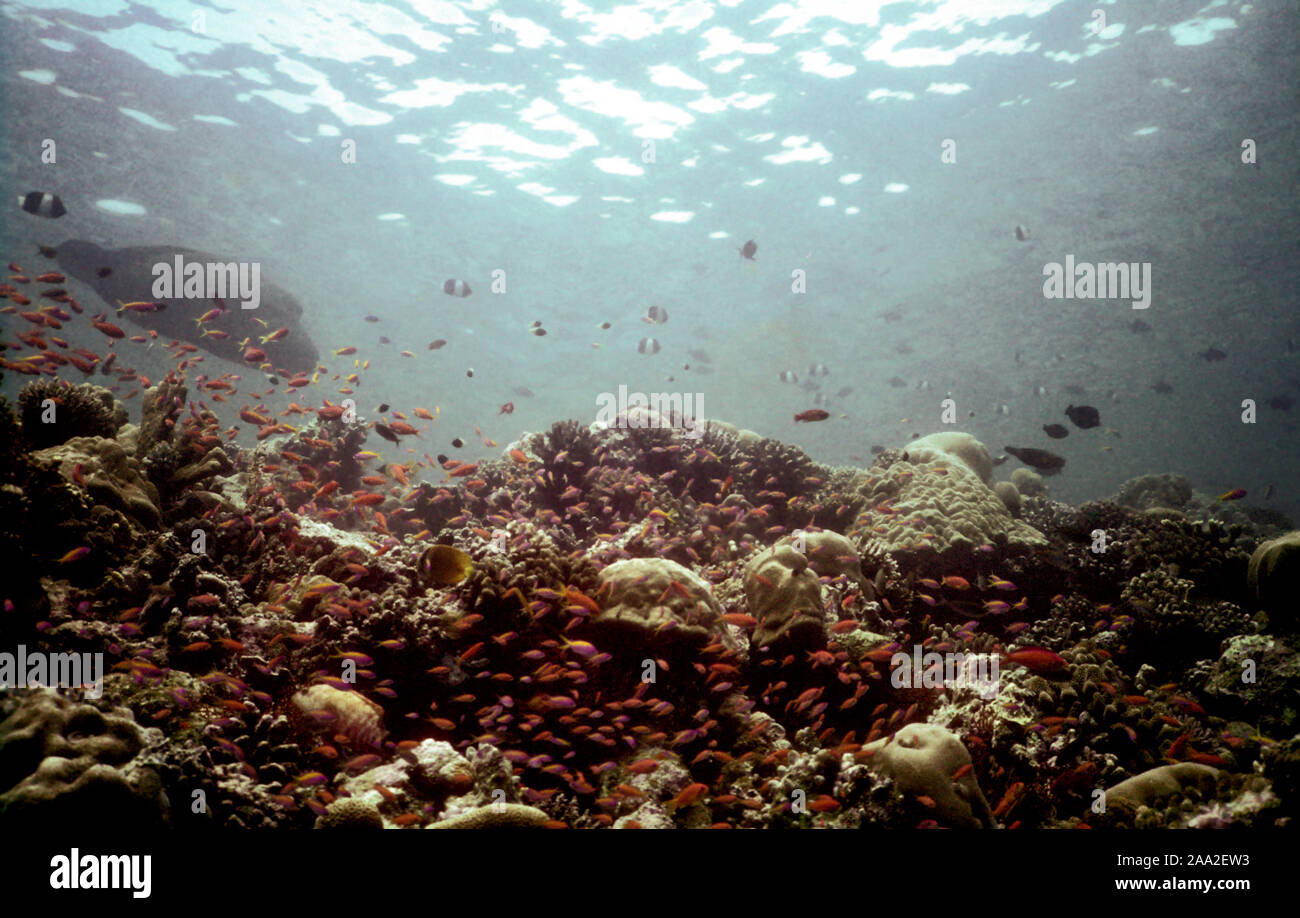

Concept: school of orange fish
[[0, 256, 1285, 829]]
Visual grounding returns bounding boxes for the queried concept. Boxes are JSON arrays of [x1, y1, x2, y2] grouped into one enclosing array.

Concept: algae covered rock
[[1247, 530, 1300, 618], [587, 557, 723, 649], [862, 723, 994, 828]]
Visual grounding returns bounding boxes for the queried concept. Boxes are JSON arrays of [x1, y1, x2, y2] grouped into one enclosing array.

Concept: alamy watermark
[[595, 384, 704, 439], [1042, 256, 1151, 309], [0, 645, 104, 698], [152, 255, 261, 309], [890, 646, 1000, 699], [50, 848, 151, 898]]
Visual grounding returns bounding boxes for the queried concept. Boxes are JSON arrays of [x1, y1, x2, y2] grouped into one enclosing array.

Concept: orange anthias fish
[[1001, 646, 1067, 674], [1216, 488, 1247, 502], [794, 409, 830, 423]]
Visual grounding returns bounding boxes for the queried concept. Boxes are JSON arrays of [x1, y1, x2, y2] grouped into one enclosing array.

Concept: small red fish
[[669, 782, 709, 809], [1001, 646, 1067, 674], [794, 409, 830, 423], [1216, 488, 1247, 502], [807, 794, 840, 812], [498, 402, 514, 415]]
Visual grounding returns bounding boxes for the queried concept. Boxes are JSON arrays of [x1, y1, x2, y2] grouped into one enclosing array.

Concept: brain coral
[[850, 452, 1047, 558], [862, 723, 994, 828], [587, 557, 723, 650]]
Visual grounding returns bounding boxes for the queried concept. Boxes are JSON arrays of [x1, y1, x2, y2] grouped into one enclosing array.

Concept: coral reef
[[2, 401, 1291, 832]]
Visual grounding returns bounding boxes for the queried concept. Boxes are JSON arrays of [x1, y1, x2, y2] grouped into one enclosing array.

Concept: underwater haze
[[1, 0, 1299, 840]]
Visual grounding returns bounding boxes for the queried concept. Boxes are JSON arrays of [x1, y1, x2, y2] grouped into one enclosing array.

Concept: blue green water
[[2, 0, 1296, 517]]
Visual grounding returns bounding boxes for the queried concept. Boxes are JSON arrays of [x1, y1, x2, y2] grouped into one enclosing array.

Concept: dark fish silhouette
[[739, 240, 757, 260], [1127, 319, 1150, 333], [1065, 404, 1100, 429], [57, 240, 319, 372], [1004, 446, 1066, 475], [1268, 395, 1294, 411], [1199, 347, 1227, 361], [19, 191, 66, 218], [1151, 380, 1173, 394], [1042, 423, 1069, 439]]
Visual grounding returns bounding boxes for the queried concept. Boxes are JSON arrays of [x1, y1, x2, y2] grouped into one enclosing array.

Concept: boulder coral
[[587, 557, 724, 650], [993, 481, 1021, 517], [1247, 530, 1300, 619], [1114, 473, 1193, 511], [906, 431, 994, 484], [1010, 467, 1047, 498], [32, 436, 162, 531], [290, 684, 387, 748], [744, 541, 826, 649], [862, 723, 994, 828], [1104, 762, 1221, 809], [0, 689, 169, 829], [850, 448, 1047, 558]]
